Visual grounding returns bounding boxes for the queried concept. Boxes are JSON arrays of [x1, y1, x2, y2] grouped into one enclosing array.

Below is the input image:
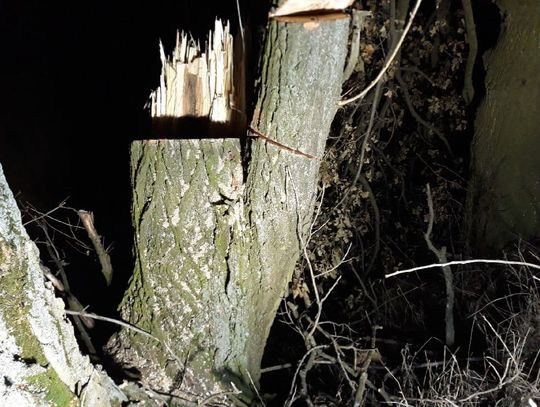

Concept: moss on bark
[[110, 18, 350, 400], [0, 164, 126, 406]]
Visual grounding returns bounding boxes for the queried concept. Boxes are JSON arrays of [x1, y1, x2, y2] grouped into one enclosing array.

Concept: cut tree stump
[[107, 14, 350, 402]]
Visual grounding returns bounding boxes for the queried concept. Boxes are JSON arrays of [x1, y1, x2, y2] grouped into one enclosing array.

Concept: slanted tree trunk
[[107, 15, 350, 402], [467, 0, 540, 252], [0, 163, 125, 406]]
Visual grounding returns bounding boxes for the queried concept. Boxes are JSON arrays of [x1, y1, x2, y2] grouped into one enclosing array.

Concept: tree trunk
[[108, 16, 350, 401], [467, 0, 540, 251], [0, 163, 125, 406]]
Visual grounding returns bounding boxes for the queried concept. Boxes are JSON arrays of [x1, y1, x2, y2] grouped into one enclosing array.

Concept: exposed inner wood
[[149, 19, 245, 126]]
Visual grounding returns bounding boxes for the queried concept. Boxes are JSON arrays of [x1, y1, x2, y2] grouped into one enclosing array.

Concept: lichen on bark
[[110, 17, 350, 400], [0, 163, 126, 406], [109, 138, 246, 396]]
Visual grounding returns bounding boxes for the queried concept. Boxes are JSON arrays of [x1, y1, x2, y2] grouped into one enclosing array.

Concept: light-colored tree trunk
[[108, 16, 350, 402], [467, 0, 540, 251], [0, 163, 126, 406]]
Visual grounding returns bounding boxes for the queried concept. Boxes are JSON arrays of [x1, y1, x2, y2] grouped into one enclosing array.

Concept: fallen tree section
[[0, 163, 125, 406]]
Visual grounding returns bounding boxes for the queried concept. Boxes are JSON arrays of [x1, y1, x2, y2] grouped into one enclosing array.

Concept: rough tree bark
[[107, 15, 350, 403], [467, 0, 540, 251], [0, 164, 126, 406]]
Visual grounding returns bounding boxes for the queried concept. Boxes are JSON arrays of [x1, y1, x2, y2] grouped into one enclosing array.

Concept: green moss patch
[[27, 368, 75, 407]]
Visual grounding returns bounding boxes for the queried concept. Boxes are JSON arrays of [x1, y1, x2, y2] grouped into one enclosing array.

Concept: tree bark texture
[[108, 18, 350, 401], [0, 163, 125, 406], [467, 0, 540, 251]]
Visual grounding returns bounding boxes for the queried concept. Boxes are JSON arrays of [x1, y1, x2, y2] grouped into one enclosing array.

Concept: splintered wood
[[149, 20, 237, 123]]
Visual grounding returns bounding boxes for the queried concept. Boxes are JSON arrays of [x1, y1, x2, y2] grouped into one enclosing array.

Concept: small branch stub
[[78, 210, 113, 286]]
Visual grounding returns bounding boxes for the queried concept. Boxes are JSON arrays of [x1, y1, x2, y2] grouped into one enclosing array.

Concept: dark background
[[0, 0, 267, 338]]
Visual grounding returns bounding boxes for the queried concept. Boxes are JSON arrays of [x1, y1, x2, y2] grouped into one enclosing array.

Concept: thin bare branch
[[424, 183, 454, 347], [78, 210, 113, 285], [22, 199, 68, 227], [339, 0, 423, 106], [385, 259, 540, 278]]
